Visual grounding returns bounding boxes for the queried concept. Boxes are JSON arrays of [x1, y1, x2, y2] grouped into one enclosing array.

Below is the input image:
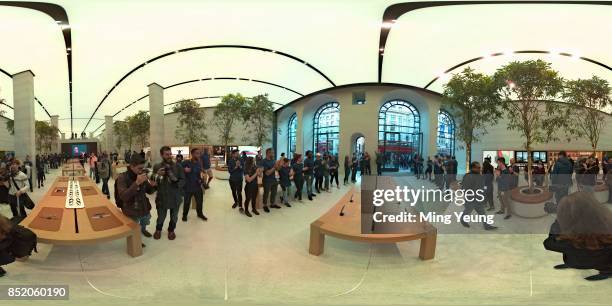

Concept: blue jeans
[[305, 174, 313, 195], [130, 213, 151, 233], [156, 207, 180, 232]]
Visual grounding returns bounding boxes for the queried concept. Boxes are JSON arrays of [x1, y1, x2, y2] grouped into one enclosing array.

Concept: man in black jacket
[[482, 157, 495, 211], [459, 162, 497, 230], [116, 154, 157, 242], [551, 151, 574, 203], [152, 146, 185, 240]]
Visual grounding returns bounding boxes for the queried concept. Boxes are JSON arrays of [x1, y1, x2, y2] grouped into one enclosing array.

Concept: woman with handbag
[[5, 161, 33, 219]]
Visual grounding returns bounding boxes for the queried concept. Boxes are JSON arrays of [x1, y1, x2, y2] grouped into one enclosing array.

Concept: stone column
[[50, 115, 60, 153], [105, 115, 114, 155], [148, 83, 164, 164], [12, 70, 36, 180], [294, 104, 305, 154]]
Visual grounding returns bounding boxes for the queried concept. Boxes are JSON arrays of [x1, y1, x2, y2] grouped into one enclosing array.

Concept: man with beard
[[116, 154, 156, 243], [152, 146, 185, 240]]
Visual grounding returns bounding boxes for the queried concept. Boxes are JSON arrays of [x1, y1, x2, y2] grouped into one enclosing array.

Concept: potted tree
[[173, 99, 208, 150], [242, 94, 274, 150], [442, 67, 502, 170], [113, 120, 132, 152], [127, 111, 150, 150], [213, 94, 247, 177], [493, 60, 568, 217], [564, 76, 611, 203]]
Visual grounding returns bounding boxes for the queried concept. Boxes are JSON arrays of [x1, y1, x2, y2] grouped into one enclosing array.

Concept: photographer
[[116, 154, 156, 242], [0, 214, 15, 277], [152, 146, 185, 240], [4, 161, 31, 219]]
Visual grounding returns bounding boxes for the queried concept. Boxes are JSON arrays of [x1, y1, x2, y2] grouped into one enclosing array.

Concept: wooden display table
[[20, 176, 143, 257], [309, 176, 437, 260], [61, 163, 86, 176], [68, 158, 81, 164]]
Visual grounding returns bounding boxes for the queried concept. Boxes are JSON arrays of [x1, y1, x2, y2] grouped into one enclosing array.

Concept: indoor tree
[[113, 120, 130, 151], [172, 99, 208, 147], [34, 120, 59, 153], [213, 93, 247, 162], [242, 94, 274, 149], [127, 111, 150, 150], [563, 76, 611, 153], [442, 67, 502, 170], [493, 60, 568, 192]]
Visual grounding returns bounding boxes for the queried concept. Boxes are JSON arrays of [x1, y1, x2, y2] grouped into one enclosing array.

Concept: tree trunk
[[465, 142, 472, 173], [527, 146, 533, 192]]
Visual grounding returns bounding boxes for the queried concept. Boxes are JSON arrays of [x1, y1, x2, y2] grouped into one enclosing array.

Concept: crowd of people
[[456, 151, 611, 281]]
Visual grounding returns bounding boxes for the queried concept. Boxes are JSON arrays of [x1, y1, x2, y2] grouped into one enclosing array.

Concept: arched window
[[378, 100, 421, 172], [287, 113, 297, 157], [437, 109, 455, 157], [313, 102, 340, 155]]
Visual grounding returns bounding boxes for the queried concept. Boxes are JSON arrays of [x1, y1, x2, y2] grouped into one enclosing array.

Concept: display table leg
[[256, 187, 263, 209], [418, 230, 436, 260], [309, 222, 325, 256], [126, 228, 143, 257]]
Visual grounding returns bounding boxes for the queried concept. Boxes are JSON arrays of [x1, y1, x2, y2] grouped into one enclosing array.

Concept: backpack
[[114, 176, 123, 208], [9, 225, 38, 258]]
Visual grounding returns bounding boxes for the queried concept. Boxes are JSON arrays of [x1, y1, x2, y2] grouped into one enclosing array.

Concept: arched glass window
[[378, 100, 421, 172], [437, 109, 455, 157], [313, 102, 340, 155], [287, 113, 297, 157]]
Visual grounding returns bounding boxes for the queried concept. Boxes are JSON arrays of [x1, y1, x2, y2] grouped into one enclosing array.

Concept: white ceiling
[[0, 0, 610, 134]]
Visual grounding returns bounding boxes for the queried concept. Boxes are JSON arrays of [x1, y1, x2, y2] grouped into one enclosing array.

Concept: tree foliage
[[442, 67, 502, 168], [172, 99, 208, 146], [242, 94, 274, 148], [563, 76, 611, 151], [213, 94, 247, 159], [34, 120, 59, 153], [493, 60, 568, 190], [113, 120, 130, 151], [127, 111, 150, 149]]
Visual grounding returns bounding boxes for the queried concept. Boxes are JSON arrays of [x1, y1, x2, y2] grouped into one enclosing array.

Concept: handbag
[[11, 176, 35, 210]]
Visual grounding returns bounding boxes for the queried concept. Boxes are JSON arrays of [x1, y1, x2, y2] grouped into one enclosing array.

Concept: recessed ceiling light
[[381, 22, 394, 29]]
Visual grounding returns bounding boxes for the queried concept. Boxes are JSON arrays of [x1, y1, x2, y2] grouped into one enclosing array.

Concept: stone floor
[[0, 167, 610, 306]]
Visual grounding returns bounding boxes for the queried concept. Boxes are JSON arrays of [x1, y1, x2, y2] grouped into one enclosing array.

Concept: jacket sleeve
[[17, 174, 29, 194], [176, 164, 186, 190], [117, 174, 139, 204]]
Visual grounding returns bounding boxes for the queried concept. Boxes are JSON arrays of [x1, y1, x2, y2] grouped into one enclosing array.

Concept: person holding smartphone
[[116, 154, 157, 243]]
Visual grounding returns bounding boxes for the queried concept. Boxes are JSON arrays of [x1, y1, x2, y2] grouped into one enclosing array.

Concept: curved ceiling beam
[[82, 45, 334, 132], [92, 95, 284, 134], [377, 1, 612, 83], [91, 76, 301, 130], [425, 50, 612, 88], [0, 2, 73, 130]]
